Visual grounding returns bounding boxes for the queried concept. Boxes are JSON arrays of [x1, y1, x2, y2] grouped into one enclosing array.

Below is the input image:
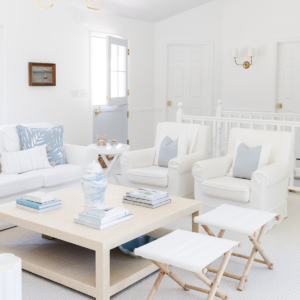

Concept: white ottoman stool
[[0, 253, 22, 300], [194, 204, 280, 291], [135, 229, 240, 300]]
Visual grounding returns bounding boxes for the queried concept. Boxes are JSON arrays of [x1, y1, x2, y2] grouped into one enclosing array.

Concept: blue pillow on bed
[[16, 125, 66, 166]]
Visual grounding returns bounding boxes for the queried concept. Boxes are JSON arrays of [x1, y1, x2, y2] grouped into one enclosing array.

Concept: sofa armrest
[[120, 147, 156, 173], [192, 155, 233, 182], [64, 144, 98, 171], [252, 161, 291, 188], [169, 151, 208, 175]]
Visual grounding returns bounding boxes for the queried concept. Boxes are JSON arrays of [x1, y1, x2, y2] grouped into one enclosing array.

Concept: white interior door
[[167, 44, 210, 121], [106, 36, 128, 106], [277, 42, 300, 113]]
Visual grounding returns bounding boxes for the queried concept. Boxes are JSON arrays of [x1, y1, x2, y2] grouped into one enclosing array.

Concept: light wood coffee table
[[0, 185, 202, 300]]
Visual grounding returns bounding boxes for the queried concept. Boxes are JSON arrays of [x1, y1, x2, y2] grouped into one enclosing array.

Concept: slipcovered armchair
[[192, 128, 292, 228], [121, 122, 209, 197]]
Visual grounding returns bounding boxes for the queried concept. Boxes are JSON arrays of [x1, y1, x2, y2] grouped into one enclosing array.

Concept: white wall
[[154, 0, 224, 125], [0, 26, 6, 126], [0, 1, 155, 150]]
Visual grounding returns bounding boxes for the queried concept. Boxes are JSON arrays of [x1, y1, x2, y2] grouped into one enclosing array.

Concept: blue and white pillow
[[16, 125, 66, 166], [155, 133, 187, 168]]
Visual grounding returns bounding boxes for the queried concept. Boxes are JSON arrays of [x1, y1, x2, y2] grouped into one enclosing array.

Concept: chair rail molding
[[0, 26, 6, 125]]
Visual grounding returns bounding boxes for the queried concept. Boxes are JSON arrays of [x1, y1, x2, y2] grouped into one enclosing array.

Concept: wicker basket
[[98, 155, 113, 169]]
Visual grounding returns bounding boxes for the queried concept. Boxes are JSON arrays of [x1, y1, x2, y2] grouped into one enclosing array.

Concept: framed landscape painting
[[29, 62, 56, 86]]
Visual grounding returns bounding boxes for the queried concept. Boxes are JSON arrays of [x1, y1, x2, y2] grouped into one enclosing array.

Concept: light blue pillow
[[16, 125, 66, 166]]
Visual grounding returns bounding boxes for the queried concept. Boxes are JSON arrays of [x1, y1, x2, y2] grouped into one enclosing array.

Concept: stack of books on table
[[16, 192, 62, 214], [74, 205, 133, 230], [123, 188, 171, 209]]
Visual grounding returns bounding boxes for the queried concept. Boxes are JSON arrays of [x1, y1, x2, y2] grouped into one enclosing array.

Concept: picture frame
[[29, 62, 56, 86]]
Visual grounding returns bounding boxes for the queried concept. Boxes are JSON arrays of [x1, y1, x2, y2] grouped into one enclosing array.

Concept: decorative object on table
[[194, 204, 280, 291], [123, 188, 171, 209], [97, 135, 107, 146], [134, 230, 240, 300], [29, 62, 56, 86], [16, 192, 62, 214], [0, 145, 51, 174], [16, 125, 66, 166], [81, 160, 108, 207], [0, 253, 22, 300], [119, 236, 156, 258], [74, 206, 132, 230], [98, 155, 113, 169], [108, 139, 118, 147]]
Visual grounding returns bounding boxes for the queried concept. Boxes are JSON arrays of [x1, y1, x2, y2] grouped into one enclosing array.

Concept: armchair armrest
[[120, 147, 156, 173], [64, 144, 98, 171], [169, 151, 208, 175], [252, 161, 291, 188], [192, 155, 233, 182]]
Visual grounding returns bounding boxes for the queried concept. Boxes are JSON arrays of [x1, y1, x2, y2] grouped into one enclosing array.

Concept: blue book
[[16, 198, 61, 210]]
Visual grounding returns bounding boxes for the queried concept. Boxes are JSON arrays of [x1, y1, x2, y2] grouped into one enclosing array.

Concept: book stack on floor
[[123, 188, 171, 209], [74, 205, 133, 230], [16, 192, 62, 214]]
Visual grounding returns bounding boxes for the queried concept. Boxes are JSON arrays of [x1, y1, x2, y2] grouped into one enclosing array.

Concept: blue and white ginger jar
[[81, 160, 108, 207]]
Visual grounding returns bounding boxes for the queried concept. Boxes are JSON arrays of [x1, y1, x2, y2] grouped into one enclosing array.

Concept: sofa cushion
[[0, 123, 53, 153], [201, 176, 251, 203], [0, 173, 43, 199], [29, 164, 83, 187], [127, 166, 168, 188]]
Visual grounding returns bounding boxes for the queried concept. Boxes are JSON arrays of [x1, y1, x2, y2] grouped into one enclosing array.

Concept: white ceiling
[[57, 0, 213, 23]]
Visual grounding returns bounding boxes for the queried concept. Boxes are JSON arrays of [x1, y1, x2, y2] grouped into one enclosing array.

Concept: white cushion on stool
[[194, 204, 277, 236], [135, 229, 239, 274]]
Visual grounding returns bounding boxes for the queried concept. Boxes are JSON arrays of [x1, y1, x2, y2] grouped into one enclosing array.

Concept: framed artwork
[[29, 62, 56, 86]]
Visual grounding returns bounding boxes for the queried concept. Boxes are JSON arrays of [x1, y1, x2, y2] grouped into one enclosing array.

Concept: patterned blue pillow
[[16, 125, 66, 166]]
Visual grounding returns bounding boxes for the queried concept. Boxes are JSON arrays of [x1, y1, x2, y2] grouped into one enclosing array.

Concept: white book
[[24, 192, 55, 203], [123, 195, 170, 204], [74, 214, 133, 230], [123, 199, 171, 209], [16, 204, 62, 214], [79, 207, 129, 225], [126, 188, 168, 201]]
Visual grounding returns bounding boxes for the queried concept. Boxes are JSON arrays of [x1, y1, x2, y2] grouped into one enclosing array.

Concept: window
[[91, 33, 128, 107]]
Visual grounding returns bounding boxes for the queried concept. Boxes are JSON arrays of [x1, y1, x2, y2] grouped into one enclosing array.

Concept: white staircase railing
[[176, 102, 300, 192]]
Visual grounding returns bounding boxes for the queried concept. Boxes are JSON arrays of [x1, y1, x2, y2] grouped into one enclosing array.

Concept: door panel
[[167, 45, 209, 121], [277, 42, 300, 113], [93, 105, 128, 144]]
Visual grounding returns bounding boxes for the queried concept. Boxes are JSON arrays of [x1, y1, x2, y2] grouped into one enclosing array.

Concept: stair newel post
[[177, 102, 183, 123]]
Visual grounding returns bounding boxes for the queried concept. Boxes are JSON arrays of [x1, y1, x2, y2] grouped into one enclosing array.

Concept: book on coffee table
[[16, 204, 62, 214]]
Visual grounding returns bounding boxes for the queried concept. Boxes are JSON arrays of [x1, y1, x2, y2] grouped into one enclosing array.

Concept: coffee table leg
[[96, 245, 110, 300], [192, 210, 201, 233]]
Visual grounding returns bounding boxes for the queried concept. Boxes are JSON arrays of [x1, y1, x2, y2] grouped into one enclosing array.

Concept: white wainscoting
[[129, 107, 163, 151]]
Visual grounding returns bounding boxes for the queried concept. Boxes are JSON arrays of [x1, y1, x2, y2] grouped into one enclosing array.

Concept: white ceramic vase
[[81, 160, 108, 207], [0, 253, 22, 300]]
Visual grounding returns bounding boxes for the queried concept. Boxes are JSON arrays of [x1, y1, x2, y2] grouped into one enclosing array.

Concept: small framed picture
[[29, 62, 56, 86]]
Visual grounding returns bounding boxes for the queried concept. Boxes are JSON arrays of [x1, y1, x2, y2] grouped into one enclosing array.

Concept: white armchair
[[121, 122, 210, 197], [192, 128, 292, 228]]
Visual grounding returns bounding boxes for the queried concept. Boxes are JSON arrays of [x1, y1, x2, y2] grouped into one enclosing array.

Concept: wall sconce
[[232, 48, 255, 69]]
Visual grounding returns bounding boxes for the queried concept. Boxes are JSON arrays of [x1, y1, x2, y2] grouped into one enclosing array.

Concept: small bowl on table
[[108, 139, 118, 147]]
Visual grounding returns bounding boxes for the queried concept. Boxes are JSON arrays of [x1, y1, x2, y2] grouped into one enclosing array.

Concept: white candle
[[232, 48, 239, 58], [248, 48, 255, 57]]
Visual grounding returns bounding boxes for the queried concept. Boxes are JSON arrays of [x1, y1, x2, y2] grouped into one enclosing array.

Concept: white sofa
[[192, 128, 292, 228], [121, 122, 209, 197], [0, 123, 98, 230]]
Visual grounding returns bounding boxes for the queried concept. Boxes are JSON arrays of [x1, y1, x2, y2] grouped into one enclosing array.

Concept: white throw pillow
[[154, 133, 187, 167], [0, 145, 52, 174], [227, 138, 272, 178]]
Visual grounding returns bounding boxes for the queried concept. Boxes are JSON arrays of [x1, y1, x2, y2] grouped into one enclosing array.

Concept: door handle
[[277, 103, 282, 109], [167, 101, 172, 106], [94, 106, 102, 116]]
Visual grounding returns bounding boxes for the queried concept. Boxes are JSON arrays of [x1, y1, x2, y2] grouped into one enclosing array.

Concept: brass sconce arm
[[85, 0, 101, 10], [234, 56, 253, 69], [37, 0, 55, 9], [232, 48, 255, 69]]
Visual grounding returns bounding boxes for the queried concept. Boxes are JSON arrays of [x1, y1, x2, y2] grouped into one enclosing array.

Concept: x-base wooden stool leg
[[146, 250, 233, 300], [202, 222, 274, 291]]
